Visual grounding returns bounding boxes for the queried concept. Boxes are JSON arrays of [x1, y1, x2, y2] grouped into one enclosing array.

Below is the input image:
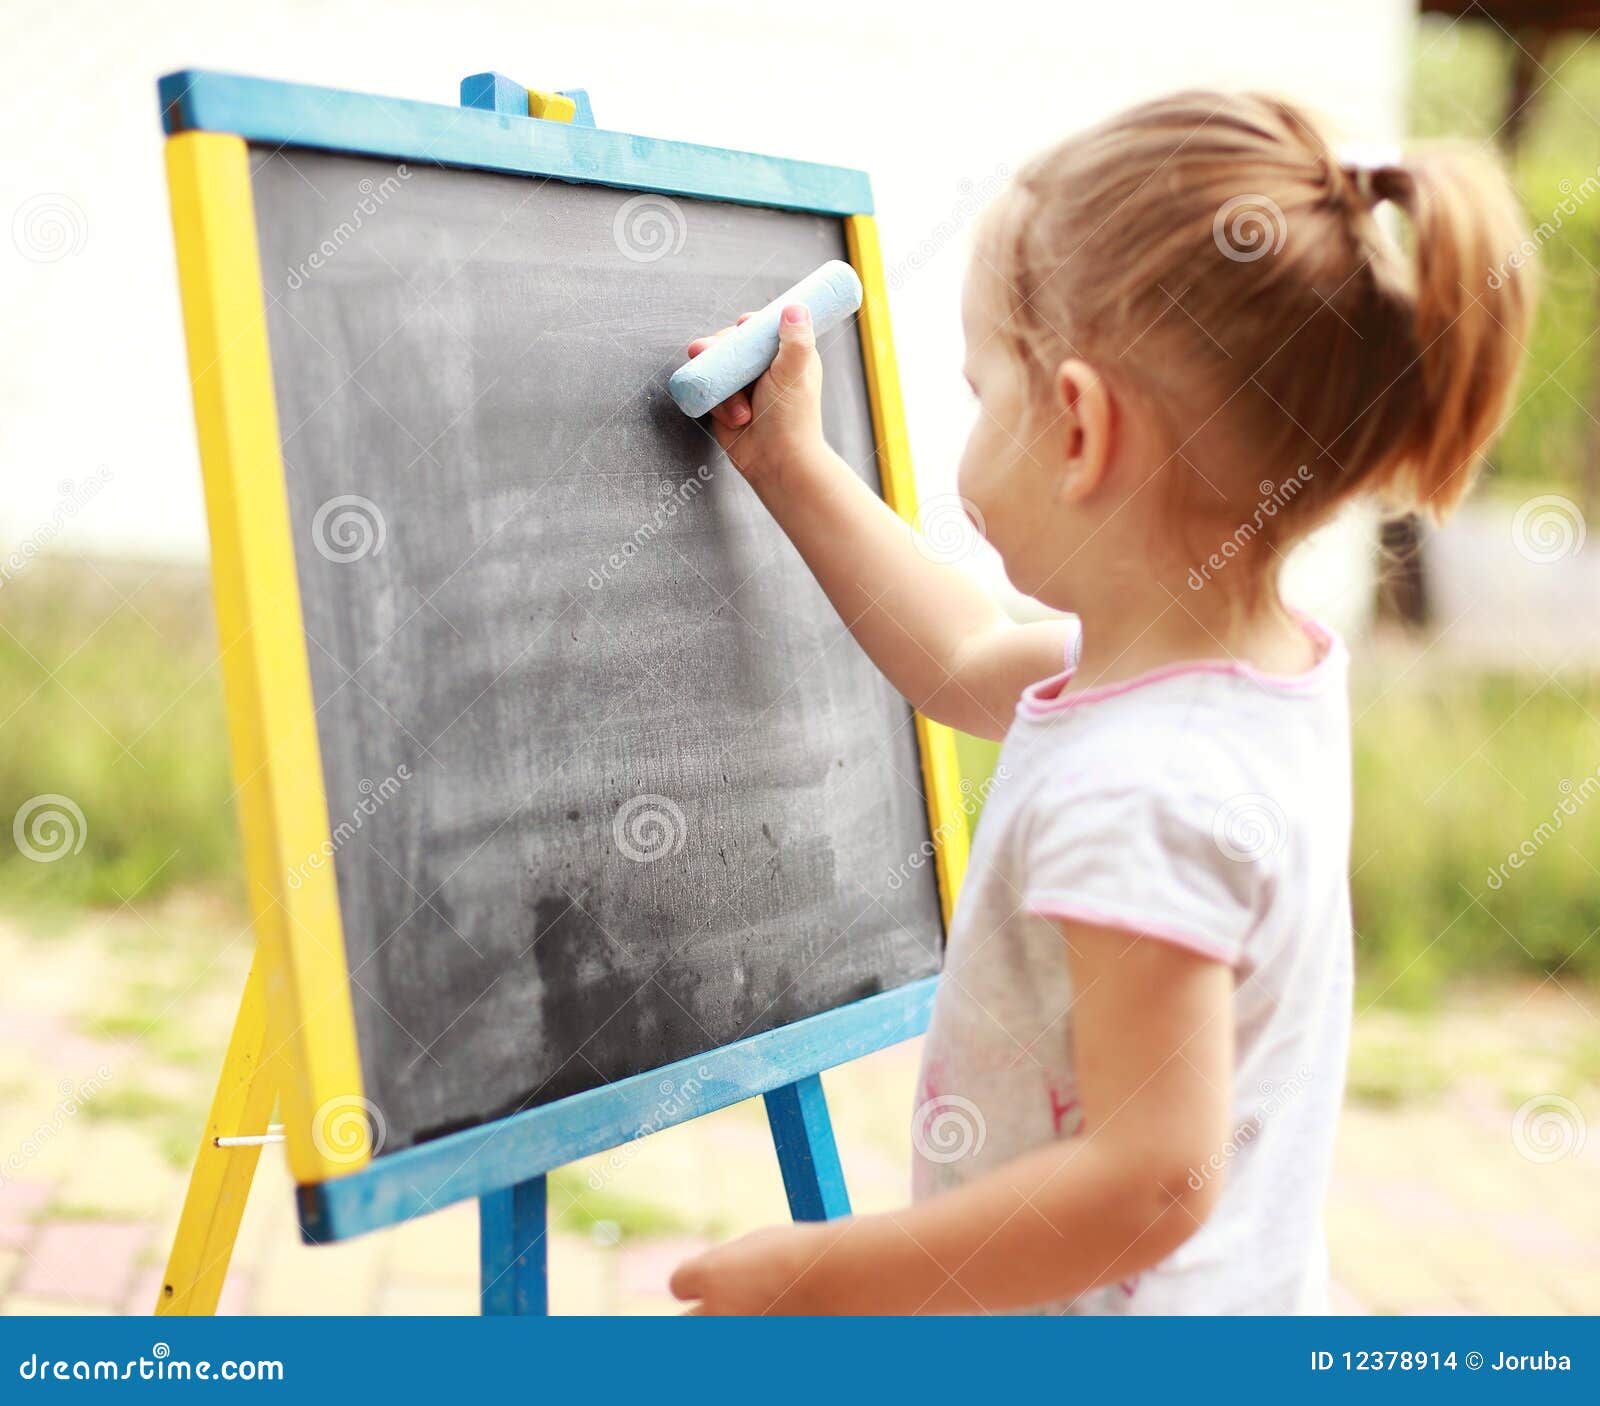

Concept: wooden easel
[[154, 67, 965, 1317], [158, 949, 936, 1316]]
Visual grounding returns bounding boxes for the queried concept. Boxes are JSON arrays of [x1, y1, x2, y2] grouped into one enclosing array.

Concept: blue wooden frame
[[158, 69, 874, 216], [164, 66, 937, 1315], [479, 1178, 548, 1316], [300, 976, 935, 1243]]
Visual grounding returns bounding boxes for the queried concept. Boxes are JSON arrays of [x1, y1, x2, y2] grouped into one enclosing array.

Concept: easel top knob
[[459, 71, 595, 126]]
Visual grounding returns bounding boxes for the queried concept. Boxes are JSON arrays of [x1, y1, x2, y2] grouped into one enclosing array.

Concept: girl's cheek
[[958, 409, 1003, 493], [959, 424, 1012, 522], [955, 435, 984, 505]]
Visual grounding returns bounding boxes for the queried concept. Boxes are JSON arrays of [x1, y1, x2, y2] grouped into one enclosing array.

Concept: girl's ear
[[1053, 358, 1114, 501]]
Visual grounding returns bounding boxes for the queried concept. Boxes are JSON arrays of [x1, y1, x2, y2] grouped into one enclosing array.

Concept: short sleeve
[[1020, 781, 1263, 966]]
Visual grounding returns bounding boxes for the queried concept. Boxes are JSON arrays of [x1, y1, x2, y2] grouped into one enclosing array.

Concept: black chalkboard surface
[[250, 148, 943, 1153]]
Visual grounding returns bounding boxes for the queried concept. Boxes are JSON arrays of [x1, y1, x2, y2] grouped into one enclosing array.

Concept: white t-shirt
[[913, 617, 1353, 1314]]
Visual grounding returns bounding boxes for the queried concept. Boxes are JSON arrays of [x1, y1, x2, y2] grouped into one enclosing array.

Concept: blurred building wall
[[0, 0, 1410, 633]]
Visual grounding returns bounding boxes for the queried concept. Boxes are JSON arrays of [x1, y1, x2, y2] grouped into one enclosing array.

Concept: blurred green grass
[[1349, 665, 1600, 1004], [2, 561, 1596, 1007], [0, 560, 238, 913]]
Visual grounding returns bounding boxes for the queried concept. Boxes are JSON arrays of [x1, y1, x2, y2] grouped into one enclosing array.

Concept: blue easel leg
[[479, 1174, 548, 1315], [764, 1074, 852, 1220]]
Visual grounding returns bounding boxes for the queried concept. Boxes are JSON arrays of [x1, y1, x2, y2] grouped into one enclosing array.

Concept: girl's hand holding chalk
[[669, 260, 862, 418], [681, 301, 829, 485]]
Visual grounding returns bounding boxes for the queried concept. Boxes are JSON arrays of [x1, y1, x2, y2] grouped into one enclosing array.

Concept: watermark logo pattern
[[13, 795, 87, 863], [312, 494, 387, 563], [1212, 194, 1288, 262], [612, 195, 687, 263], [614, 794, 688, 863]]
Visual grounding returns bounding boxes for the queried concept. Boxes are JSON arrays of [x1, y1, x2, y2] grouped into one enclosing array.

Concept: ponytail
[[1369, 146, 1535, 517], [986, 94, 1537, 594]]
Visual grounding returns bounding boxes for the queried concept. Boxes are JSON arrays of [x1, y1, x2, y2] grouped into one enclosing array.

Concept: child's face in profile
[[956, 255, 1081, 605]]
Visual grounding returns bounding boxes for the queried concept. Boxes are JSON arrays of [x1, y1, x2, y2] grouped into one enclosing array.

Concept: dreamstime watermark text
[[0, 1066, 113, 1186], [886, 767, 1008, 892], [1487, 164, 1600, 290], [586, 1066, 714, 1190], [18, 1345, 283, 1383], [589, 467, 713, 590], [0, 469, 114, 588], [1187, 1065, 1312, 1191], [285, 166, 411, 289], [1485, 763, 1600, 891], [887, 167, 1010, 291], [1188, 466, 1314, 591], [287, 765, 412, 890]]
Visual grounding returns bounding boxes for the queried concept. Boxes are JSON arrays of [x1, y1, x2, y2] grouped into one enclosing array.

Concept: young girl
[[669, 91, 1533, 1315]]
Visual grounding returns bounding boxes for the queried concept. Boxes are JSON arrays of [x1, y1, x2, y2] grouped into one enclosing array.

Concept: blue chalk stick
[[668, 260, 864, 418]]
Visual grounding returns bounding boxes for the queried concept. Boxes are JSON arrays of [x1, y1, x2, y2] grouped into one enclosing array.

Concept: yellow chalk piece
[[845, 214, 971, 925], [527, 90, 578, 123], [164, 131, 369, 1184]]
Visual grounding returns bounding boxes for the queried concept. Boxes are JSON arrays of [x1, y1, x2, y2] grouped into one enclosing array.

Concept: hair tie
[[1336, 142, 1404, 206]]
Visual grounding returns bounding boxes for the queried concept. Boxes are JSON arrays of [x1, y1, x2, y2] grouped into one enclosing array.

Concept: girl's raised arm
[[688, 306, 1069, 741]]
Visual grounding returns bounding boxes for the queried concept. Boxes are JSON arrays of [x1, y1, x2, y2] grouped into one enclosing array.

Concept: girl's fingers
[[669, 1254, 707, 1301], [686, 315, 757, 358], [686, 327, 733, 358], [709, 390, 752, 428]]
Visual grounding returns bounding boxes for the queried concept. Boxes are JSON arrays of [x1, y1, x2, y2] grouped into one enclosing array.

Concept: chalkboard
[[249, 148, 944, 1153]]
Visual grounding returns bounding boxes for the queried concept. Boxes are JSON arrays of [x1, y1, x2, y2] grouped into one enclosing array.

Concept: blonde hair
[[983, 91, 1536, 585]]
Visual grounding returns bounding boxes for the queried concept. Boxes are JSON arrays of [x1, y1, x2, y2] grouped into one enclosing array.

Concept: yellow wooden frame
[[158, 75, 976, 1323], [846, 216, 971, 922], [162, 138, 965, 1203], [165, 131, 369, 1186], [156, 958, 276, 1314]]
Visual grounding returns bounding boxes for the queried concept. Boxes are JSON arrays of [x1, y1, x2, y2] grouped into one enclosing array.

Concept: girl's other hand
[[668, 1221, 838, 1315], [685, 304, 825, 487]]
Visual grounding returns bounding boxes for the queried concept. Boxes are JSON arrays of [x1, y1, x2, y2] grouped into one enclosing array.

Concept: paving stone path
[[1, 905, 1594, 1315]]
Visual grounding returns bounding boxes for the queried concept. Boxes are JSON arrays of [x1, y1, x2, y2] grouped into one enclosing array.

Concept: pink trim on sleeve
[[1026, 894, 1242, 966]]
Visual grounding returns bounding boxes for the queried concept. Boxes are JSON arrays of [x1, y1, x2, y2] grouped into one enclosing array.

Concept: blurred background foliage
[[3, 562, 1594, 1010], [1, 17, 1596, 1015], [1412, 17, 1600, 505], [0, 564, 236, 915]]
